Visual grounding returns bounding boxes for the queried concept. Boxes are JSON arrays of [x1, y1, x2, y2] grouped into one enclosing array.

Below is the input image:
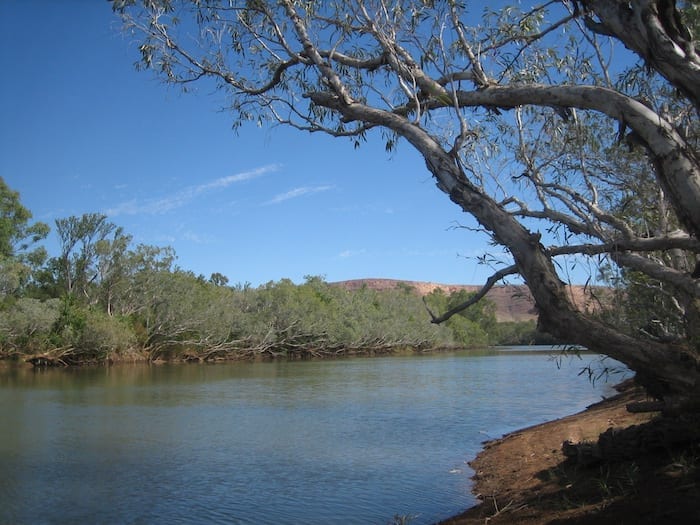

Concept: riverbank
[[7, 343, 464, 368], [440, 380, 700, 524]]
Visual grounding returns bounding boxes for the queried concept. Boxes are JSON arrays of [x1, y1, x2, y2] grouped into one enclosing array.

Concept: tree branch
[[548, 233, 700, 257], [612, 252, 700, 298], [425, 265, 518, 324], [582, 0, 700, 111]]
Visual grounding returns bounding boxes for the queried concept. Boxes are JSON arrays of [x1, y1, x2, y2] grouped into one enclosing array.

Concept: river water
[[0, 347, 628, 524]]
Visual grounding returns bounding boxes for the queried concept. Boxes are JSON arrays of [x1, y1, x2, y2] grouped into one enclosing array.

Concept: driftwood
[[27, 355, 69, 367], [26, 347, 78, 367]]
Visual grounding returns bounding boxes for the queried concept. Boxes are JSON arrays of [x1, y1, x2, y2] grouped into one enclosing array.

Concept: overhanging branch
[[425, 265, 518, 324], [613, 252, 700, 298], [548, 234, 700, 257]]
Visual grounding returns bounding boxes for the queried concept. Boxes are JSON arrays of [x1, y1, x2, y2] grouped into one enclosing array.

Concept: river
[[0, 347, 628, 524]]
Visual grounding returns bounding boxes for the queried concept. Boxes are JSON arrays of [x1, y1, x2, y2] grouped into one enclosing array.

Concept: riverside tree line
[[0, 178, 546, 365]]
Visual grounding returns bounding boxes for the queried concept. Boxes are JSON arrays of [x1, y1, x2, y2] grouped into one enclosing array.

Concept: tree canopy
[[0, 177, 49, 296], [111, 0, 700, 411]]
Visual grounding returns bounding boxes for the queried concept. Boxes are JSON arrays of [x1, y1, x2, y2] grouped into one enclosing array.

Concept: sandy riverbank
[[440, 381, 699, 524]]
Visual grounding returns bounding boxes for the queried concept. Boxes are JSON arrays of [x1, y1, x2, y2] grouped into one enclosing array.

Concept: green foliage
[[229, 276, 456, 355], [49, 295, 88, 348], [74, 309, 136, 359], [35, 295, 135, 361], [54, 213, 120, 299], [595, 263, 693, 347], [0, 297, 60, 354], [424, 288, 498, 346], [0, 259, 31, 298], [0, 178, 49, 296], [489, 320, 560, 346], [209, 272, 229, 286], [0, 177, 49, 259]]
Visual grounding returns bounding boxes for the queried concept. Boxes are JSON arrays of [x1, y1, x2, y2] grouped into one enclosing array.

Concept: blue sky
[[1, 1, 511, 287]]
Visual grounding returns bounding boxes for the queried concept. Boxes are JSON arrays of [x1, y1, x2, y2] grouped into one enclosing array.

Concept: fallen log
[[26, 355, 68, 367]]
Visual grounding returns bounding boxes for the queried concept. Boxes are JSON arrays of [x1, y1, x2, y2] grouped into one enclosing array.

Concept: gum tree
[[0, 177, 49, 296], [112, 1, 700, 412], [54, 213, 119, 300]]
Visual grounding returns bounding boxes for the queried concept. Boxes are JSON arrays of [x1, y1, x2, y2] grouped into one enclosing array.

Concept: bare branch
[[281, 0, 354, 105], [613, 252, 700, 298], [582, 0, 700, 111], [426, 265, 518, 324], [548, 233, 700, 257]]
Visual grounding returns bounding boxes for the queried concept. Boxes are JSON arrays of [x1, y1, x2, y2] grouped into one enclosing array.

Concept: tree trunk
[[582, 0, 700, 112], [324, 96, 700, 411]]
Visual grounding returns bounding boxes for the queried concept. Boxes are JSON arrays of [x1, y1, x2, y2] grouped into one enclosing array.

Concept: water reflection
[[0, 348, 628, 524]]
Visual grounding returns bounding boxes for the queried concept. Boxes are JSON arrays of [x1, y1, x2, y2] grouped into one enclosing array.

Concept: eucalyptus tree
[[113, 1, 700, 411], [109, 243, 176, 318], [54, 213, 119, 300], [209, 271, 230, 286], [95, 228, 133, 315], [134, 269, 239, 358], [0, 178, 49, 296]]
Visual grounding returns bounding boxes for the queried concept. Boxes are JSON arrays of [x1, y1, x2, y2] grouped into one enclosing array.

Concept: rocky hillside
[[331, 278, 609, 323]]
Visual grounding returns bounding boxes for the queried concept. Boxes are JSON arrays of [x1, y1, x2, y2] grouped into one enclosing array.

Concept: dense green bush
[[2, 267, 548, 362], [0, 297, 60, 353], [488, 320, 560, 346], [75, 309, 136, 359]]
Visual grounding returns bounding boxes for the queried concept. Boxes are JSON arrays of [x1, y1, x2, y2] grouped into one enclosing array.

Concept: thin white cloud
[[330, 204, 397, 215], [182, 230, 213, 244], [104, 198, 144, 216], [106, 164, 280, 216], [198, 166, 276, 191], [338, 249, 366, 259], [265, 185, 333, 205]]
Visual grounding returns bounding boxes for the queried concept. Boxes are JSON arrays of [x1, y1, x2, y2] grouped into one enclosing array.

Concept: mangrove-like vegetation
[[0, 180, 546, 365]]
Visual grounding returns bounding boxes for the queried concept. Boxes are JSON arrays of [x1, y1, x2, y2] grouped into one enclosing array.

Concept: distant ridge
[[330, 278, 607, 323]]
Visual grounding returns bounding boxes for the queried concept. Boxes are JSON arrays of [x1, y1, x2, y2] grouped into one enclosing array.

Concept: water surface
[[0, 347, 628, 524]]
